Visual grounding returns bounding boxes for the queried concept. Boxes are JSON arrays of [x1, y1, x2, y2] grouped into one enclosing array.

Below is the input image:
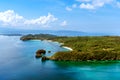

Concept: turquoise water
[[0, 36, 120, 80]]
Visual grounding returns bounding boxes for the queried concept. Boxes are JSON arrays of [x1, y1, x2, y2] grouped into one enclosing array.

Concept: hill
[[0, 27, 114, 36]]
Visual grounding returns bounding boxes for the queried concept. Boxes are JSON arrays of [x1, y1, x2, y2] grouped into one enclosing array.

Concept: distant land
[[0, 27, 117, 36]]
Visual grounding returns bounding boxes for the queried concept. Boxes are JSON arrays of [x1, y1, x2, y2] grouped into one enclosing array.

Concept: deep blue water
[[0, 36, 120, 80]]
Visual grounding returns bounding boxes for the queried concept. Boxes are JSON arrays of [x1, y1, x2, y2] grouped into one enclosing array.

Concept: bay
[[0, 36, 120, 80]]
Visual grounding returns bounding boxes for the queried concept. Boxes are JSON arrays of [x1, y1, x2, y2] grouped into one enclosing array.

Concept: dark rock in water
[[35, 54, 42, 58], [48, 51, 51, 53], [36, 49, 46, 54], [35, 49, 46, 58], [41, 56, 49, 61], [60, 45, 63, 47]]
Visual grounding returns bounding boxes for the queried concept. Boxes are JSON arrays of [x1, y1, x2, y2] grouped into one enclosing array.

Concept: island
[[20, 34, 120, 61]]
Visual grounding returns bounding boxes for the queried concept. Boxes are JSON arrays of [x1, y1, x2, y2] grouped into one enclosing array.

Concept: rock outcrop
[[35, 49, 46, 58]]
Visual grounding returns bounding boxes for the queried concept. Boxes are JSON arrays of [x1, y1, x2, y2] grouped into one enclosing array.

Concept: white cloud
[[0, 10, 25, 26], [80, 3, 94, 9], [0, 10, 58, 27], [24, 13, 58, 26], [76, 0, 91, 2], [66, 4, 77, 11], [61, 20, 67, 26], [66, 6, 72, 11], [79, 0, 114, 10], [68, 0, 120, 10]]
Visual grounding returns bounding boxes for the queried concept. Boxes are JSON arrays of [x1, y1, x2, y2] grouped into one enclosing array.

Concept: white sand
[[43, 40, 73, 51], [63, 46, 73, 51]]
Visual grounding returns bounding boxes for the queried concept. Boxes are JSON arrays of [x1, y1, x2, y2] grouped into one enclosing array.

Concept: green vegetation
[[21, 34, 120, 61], [20, 34, 57, 41]]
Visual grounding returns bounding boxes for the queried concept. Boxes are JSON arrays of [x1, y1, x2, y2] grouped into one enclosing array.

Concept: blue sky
[[0, 0, 120, 34]]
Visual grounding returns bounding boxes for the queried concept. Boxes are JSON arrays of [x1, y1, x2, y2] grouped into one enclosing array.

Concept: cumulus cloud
[[79, 0, 114, 10], [80, 3, 94, 9], [61, 20, 67, 26], [0, 10, 58, 27], [67, 0, 120, 10], [0, 10, 25, 26], [66, 4, 77, 11], [24, 13, 57, 26]]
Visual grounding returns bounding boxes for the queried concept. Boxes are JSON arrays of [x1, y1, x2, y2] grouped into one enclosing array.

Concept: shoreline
[[62, 46, 73, 51], [43, 40, 73, 51], [29, 39, 73, 51], [20, 35, 120, 61]]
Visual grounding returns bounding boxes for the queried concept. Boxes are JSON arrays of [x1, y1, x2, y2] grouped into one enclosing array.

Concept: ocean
[[0, 36, 120, 80]]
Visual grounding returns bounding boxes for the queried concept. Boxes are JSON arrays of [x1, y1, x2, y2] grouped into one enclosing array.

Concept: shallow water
[[0, 36, 120, 80]]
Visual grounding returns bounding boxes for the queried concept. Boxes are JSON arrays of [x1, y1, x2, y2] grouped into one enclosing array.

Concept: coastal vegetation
[[20, 34, 57, 41], [20, 34, 120, 61]]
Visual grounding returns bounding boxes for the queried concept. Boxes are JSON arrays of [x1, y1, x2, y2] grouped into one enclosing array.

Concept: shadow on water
[[51, 61, 120, 80], [53, 60, 120, 68]]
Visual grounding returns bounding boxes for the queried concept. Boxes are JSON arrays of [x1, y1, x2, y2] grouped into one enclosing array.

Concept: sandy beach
[[63, 46, 73, 51]]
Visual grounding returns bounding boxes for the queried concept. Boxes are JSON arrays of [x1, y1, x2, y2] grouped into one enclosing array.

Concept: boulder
[[35, 49, 46, 58], [48, 51, 51, 53], [41, 56, 49, 61], [36, 49, 46, 54], [35, 54, 42, 58]]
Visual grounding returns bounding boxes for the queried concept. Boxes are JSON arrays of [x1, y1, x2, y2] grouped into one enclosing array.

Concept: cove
[[0, 36, 120, 80]]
